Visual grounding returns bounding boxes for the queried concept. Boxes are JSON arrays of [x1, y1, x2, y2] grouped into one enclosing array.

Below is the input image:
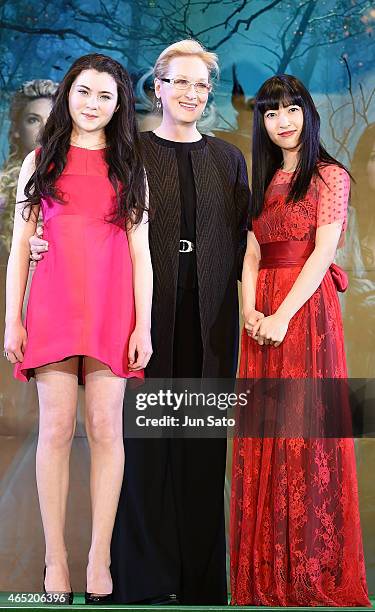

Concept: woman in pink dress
[[230, 75, 370, 606], [4, 54, 152, 603]]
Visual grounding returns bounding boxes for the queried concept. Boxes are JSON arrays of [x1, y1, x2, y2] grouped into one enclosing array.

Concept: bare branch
[[0, 19, 127, 53], [193, 0, 283, 48], [277, 0, 317, 73]]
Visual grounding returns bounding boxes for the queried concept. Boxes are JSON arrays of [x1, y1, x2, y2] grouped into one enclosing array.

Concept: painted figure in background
[[0, 80, 58, 252], [213, 65, 254, 172], [5, 54, 152, 604], [231, 75, 370, 607], [352, 123, 375, 266], [346, 123, 375, 377]]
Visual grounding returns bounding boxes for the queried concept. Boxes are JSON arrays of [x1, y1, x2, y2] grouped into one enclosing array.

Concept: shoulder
[[140, 131, 155, 150], [205, 136, 247, 176], [205, 135, 244, 160], [19, 150, 37, 178], [140, 131, 151, 142], [317, 163, 350, 188]]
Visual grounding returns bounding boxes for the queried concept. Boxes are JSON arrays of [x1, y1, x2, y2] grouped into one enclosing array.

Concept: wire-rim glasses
[[161, 78, 212, 95]]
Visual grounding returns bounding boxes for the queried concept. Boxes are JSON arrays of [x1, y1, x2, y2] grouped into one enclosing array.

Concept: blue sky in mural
[[0, 0, 374, 158]]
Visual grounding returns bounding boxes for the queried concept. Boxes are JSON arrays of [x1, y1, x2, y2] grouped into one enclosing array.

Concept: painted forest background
[[1, 0, 375, 594]]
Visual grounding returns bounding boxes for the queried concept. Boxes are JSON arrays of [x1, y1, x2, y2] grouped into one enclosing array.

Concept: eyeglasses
[[161, 78, 212, 95]]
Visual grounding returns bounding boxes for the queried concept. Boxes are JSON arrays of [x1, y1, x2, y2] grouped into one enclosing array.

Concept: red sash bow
[[259, 241, 348, 293]]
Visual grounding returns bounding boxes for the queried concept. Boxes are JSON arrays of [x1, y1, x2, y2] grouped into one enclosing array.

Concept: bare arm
[[253, 222, 343, 346], [126, 180, 153, 370], [4, 151, 39, 362], [242, 230, 264, 334], [276, 222, 342, 320], [235, 152, 251, 280]]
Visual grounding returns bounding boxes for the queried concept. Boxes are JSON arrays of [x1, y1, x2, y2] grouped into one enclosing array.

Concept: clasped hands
[[243, 308, 289, 347]]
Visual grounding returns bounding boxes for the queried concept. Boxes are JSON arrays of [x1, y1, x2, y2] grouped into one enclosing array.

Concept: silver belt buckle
[[179, 239, 195, 253]]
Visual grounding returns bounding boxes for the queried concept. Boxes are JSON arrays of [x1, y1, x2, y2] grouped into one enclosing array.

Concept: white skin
[[154, 55, 211, 142], [5, 68, 153, 595], [243, 103, 344, 347], [15, 97, 53, 157]]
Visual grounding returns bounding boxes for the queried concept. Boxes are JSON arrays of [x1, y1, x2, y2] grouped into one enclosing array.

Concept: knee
[[38, 415, 75, 448], [86, 410, 122, 446]]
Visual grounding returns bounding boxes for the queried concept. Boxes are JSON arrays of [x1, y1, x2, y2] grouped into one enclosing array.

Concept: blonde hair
[[153, 39, 219, 81]]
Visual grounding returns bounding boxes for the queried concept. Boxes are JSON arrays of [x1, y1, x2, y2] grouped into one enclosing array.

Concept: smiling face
[[154, 55, 210, 126], [68, 68, 118, 135], [18, 97, 53, 155], [263, 103, 304, 152]]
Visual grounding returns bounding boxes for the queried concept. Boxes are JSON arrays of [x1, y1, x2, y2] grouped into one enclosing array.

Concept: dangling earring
[[156, 99, 162, 111], [201, 107, 208, 118]]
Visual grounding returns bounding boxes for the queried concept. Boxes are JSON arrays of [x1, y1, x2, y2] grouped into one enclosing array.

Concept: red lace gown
[[230, 165, 370, 607]]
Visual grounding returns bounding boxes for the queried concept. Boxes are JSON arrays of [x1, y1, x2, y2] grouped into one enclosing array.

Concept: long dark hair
[[251, 74, 348, 219], [23, 54, 146, 227]]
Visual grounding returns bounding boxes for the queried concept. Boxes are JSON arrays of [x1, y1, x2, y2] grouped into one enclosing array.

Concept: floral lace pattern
[[230, 166, 370, 607]]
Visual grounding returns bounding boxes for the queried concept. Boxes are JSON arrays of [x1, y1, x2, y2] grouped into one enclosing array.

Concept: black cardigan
[[141, 131, 250, 378]]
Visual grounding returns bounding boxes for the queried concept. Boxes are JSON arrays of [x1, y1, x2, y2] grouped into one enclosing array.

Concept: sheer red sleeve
[[317, 164, 350, 234]]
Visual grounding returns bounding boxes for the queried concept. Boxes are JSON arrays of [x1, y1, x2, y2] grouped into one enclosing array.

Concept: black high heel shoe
[[84, 591, 113, 605], [43, 566, 74, 605]]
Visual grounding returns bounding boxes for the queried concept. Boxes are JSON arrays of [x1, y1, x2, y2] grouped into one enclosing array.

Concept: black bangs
[[256, 75, 305, 114]]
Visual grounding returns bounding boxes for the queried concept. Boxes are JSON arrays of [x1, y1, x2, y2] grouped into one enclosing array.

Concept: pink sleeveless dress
[[15, 145, 143, 382]]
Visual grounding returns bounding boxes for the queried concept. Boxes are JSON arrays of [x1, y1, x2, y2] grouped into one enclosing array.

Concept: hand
[[243, 308, 264, 337], [30, 225, 48, 262], [128, 326, 153, 371], [252, 313, 289, 347], [4, 321, 27, 363]]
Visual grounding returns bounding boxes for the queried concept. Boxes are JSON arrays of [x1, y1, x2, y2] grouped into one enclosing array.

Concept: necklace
[[70, 139, 106, 150]]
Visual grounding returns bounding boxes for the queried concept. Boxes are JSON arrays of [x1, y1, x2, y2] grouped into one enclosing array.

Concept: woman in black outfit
[[111, 40, 250, 606]]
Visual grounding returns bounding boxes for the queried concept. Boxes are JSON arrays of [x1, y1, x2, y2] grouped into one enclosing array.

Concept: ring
[[3, 350, 8, 358]]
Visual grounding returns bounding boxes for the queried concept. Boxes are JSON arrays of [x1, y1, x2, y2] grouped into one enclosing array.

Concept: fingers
[[7, 351, 19, 364], [5, 346, 24, 363], [256, 336, 282, 348], [128, 350, 152, 371], [30, 252, 44, 262], [244, 322, 253, 336], [21, 335, 28, 354], [252, 319, 262, 338], [30, 237, 48, 249], [30, 232, 48, 262], [128, 339, 136, 367]]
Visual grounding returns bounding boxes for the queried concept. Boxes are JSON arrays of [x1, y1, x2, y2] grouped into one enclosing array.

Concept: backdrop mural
[[0, 0, 374, 595]]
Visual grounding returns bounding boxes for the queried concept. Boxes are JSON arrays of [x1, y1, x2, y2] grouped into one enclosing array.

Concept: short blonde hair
[[153, 39, 219, 81]]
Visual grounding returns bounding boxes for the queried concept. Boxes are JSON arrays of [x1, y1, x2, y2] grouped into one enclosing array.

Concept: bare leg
[[35, 357, 79, 591], [84, 357, 126, 595]]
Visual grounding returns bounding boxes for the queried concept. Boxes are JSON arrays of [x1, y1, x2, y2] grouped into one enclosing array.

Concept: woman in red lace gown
[[230, 75, 370, 607]]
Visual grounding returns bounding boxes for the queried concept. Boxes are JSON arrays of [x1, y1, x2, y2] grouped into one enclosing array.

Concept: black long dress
[[110, 132, 250, 605]]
